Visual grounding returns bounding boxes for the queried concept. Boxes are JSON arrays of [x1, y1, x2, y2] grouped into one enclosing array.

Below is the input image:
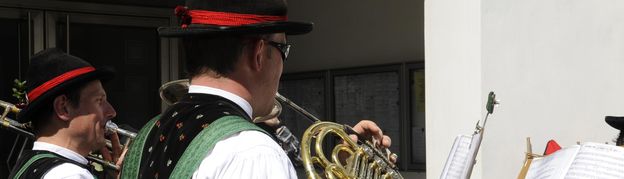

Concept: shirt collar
[[188, 85, 253, 118], [32, 141, 89, 165]]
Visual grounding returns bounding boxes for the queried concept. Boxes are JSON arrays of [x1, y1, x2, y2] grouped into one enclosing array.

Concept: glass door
[[0, 7, 42, 177], [46, 11, 171, 132]]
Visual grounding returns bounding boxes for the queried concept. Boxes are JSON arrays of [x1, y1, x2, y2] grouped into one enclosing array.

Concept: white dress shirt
[[188, 85, 297, 179], [32, 141, 94, 179]]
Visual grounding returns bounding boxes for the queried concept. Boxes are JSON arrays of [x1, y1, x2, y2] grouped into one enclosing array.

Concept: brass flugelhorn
[[276, 93, 403, 179], [0, 99, 133, 171], [159, 79, 190, 106]]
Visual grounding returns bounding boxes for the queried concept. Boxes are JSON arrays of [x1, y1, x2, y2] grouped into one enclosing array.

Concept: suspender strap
[[11, 150, 95, 179], [13, 153, 57, 179], [120, 114, 160, 179], [170, 116, 268, 178]]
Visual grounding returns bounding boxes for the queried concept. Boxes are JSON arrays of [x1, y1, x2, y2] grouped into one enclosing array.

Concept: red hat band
[[27, 66, 95, 103], [175, 6, 287, 28]]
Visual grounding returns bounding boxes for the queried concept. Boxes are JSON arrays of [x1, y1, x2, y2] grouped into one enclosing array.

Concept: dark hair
[[182, 36, 247, 77], [31, 82, 86, 135], [182, 34, 273, 78]]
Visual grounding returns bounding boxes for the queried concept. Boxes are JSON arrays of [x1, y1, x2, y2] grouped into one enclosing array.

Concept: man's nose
[[105, 101, 117, 119]]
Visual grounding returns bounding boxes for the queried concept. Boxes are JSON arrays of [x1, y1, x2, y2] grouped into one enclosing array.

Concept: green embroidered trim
[[119, 114, 160, 179], [170, 116, 268, 178], [14, 153, 57, 179]]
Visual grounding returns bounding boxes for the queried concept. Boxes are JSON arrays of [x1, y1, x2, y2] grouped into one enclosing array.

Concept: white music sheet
[[525, 146, 580, 179], [564, 143, 624, 179], [525, 142, 624, 179], [461, 132, 482, 178], [440, 135, 472, 179]]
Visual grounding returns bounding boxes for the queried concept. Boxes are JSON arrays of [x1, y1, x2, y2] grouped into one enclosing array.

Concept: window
[[278, 62, 425, 171], [278, 72, 326, 140], [408, 63, 426, 170], [334, 70, 402, 160]]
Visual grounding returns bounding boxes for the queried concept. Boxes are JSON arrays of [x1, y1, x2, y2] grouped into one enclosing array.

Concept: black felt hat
[[606, 116, 624, 131], [158, 0, 313, 37], [17, 48, 114, 122]]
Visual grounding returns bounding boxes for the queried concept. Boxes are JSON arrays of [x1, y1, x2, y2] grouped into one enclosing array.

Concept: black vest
[[136, 93, 275, 179], [8, 150, 92, 179]]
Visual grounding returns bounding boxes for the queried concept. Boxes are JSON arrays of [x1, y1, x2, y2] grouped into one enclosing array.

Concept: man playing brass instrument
[[9, 48, 123, 178], [121, 0, 393, 178]]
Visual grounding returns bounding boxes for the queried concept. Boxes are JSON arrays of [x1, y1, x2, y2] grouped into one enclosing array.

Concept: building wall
[[481, 0, 624, 178], [425, 0, 483, 178], [428, 0, 624, 178], [285, 0, 424, 73]]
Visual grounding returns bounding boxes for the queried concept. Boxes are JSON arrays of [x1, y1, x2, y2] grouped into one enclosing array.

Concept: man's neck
[[36, 132, 90, 157], [190, 74, 253, 107]]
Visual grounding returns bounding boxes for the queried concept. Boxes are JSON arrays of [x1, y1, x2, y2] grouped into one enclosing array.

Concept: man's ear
[[53, 95, 72, 121], [250, 39, 266, 72]]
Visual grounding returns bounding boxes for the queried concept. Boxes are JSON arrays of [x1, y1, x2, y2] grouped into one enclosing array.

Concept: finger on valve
[[381, 135, 392, 148], [353, 120, 384, 141], [110, 131, 122, 163]]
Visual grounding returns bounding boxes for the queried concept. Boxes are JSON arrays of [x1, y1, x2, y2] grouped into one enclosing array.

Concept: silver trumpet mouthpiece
[[105, 121, 137, 139]]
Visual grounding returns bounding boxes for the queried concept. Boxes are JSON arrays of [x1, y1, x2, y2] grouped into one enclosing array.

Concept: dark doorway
[[56, 23, 161, 131]]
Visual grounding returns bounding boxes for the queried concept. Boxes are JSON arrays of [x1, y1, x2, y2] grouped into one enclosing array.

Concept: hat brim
[[17, 67, 115, 123], [158, 21, 313, 37]]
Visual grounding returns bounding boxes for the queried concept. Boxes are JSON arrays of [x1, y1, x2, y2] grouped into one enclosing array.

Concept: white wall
[[425, 0, 483, 178], [285, 0, 424, 73], [482, 0, 624, 178], [428, 0, 624, 178]]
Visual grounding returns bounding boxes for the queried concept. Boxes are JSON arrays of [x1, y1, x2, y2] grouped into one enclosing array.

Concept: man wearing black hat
[[9, 48, 122, 179], [120, 0, 393, 178]]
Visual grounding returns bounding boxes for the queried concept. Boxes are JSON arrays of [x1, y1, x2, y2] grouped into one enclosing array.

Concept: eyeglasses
[[264, 40, 291, 61]]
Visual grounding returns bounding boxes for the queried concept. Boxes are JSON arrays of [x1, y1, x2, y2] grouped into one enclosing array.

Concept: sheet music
[[461, 132, 482, 178], [440, 135, 472, 179], [525, 145, 580, 179], [564, 142, 624, 179]]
